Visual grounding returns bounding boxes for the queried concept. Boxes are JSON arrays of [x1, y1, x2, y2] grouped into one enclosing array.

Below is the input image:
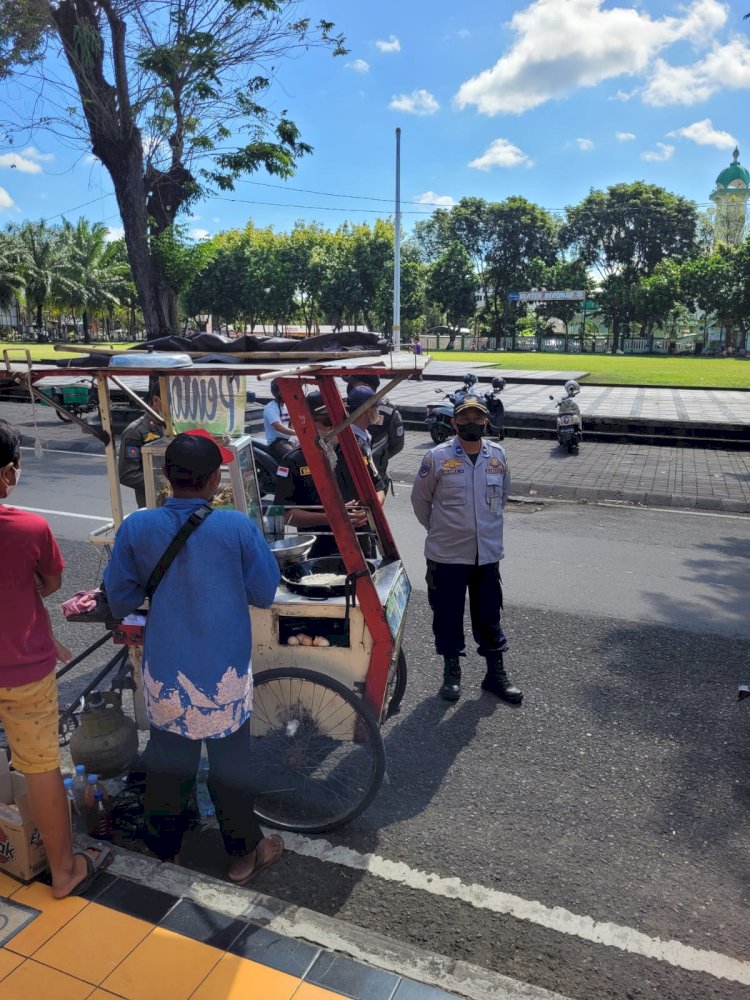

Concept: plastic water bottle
[[72, 764, 88, 814], [87, 790, 113, 839], [84, 773, 108, 810], [268, 504, 285, 541], [64, 777, 84, 834], [196, 757, 215, 817]]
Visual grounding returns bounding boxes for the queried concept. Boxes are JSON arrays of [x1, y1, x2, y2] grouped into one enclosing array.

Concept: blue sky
[[0, 0, 748, 241]]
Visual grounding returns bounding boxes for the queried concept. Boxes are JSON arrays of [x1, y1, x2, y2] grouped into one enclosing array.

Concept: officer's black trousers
[[425, 559, 508, 659]]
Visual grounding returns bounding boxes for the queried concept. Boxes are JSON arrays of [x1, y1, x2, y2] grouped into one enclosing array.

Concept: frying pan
[[281, 556, 376, 599]]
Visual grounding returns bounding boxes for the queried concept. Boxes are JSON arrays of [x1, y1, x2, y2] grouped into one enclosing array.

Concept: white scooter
[[549, 380, 583, 455]]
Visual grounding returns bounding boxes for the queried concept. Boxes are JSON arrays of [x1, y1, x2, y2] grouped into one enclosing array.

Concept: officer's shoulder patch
[[277, 466, 290, 478], [418, 455, 433, 478], [300, 465, 311, 476], [395, 425, 404, 436], [125, 444, 140, 460]]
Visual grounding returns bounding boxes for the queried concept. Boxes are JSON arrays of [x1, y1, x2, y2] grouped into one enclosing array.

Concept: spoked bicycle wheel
[[248, 667, 386, 834]]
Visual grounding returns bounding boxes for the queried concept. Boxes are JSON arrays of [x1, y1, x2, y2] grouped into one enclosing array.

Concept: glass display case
[[141, 433, 265, 537]]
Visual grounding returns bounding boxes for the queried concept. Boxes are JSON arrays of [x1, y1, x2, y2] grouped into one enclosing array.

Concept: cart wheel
[[249, 667, 386, 833], [386, 650, 407, 720]]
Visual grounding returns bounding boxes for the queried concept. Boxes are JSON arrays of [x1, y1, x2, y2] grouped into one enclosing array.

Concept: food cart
[[2, 349, 427, 833]]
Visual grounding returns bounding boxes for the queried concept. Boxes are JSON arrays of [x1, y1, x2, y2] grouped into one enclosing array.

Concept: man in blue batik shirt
[[105, 430, 283, 882]]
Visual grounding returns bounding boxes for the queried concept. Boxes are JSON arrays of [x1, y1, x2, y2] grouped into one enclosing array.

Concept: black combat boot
[[439, 657, 461, 702], [481, 653, 523, 704]]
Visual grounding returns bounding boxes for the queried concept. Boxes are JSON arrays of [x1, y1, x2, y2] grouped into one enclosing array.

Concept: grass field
[[0, 342, 139, 363], [430, 351, 750, 389], [3, 341, 748, 389]]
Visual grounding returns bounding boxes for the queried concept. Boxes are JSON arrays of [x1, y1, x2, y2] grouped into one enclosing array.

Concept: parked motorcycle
[[425, 373, 506, 445], [549, 380, 583, 455], [40, 379, 99, 423]]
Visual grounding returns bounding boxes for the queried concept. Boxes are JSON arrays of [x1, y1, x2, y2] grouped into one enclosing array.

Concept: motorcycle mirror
[[549, 395, 554, 400]]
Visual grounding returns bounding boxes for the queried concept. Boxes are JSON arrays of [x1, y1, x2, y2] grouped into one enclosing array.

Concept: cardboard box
[[0, 755, 49, 882]]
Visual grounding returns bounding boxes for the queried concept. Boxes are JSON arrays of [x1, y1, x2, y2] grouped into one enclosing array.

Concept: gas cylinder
[[69, 691, 138, 778]]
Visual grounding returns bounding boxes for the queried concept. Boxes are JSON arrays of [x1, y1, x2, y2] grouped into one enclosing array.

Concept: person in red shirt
[[0, 420, 111, 895]]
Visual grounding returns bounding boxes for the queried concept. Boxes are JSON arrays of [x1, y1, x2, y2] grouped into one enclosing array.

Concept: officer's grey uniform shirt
[[410, 437, 510, 566]]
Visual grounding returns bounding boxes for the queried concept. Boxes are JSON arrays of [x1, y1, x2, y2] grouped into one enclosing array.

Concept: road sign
[[507, 290, 586, 303]]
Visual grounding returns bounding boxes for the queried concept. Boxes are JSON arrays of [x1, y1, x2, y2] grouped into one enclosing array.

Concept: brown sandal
[[228, 835, 284, 885]]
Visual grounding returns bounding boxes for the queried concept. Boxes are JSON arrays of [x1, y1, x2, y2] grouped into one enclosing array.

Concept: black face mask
[[456, 422, 484, 443]]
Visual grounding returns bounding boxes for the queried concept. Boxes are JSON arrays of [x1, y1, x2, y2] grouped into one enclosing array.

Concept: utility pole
[[393, 127, 401, 353]]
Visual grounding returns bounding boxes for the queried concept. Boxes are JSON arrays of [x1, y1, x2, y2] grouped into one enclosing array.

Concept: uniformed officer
[[273, 392, 385, 560], [118, 376, 164, 507], [410, 395, 522, 705], [345, 374, 404, 482]]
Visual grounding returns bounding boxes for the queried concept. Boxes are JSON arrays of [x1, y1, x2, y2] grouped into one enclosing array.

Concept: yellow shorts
[[0, 672, 60, 774]]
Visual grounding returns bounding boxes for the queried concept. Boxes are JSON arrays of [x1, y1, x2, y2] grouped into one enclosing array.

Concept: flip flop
[[227, 835, 284, 886], [67, 845, 114, 897]]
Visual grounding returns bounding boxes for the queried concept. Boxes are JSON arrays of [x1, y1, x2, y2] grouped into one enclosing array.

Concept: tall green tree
[[0, 1, 345, 338], [562, 182, 698, 351], [427, 241, 476, 331]]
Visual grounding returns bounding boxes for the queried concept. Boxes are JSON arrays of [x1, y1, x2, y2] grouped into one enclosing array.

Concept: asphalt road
[[11, 447, 750, 1000]]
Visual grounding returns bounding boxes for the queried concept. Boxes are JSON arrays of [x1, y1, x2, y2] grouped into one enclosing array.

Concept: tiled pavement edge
[[101, 842, 573, 1000]]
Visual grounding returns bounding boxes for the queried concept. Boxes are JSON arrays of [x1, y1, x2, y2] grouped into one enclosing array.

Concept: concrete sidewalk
[[2, 399, 750, 514]]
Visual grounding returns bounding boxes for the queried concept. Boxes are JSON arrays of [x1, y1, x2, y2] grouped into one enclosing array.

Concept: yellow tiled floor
[[0, 880, 357, 1000]]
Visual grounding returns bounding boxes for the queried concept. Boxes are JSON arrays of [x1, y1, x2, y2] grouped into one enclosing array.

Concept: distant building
[[709, 147, 750, 246]]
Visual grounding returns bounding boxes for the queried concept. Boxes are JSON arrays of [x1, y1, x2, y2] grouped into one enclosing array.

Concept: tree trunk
[[611, 315, 621, 353], [82, 310, 90, 343], [51, 1, 172, 341]]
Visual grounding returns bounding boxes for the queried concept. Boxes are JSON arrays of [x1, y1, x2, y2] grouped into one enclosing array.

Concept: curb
[[390, 473, 750, 514], [92, 839, 572, 1000]]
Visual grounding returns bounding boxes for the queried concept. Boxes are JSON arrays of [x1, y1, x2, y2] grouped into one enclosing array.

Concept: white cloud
[[20, 146, 54, 163], [469, 138, 533, 171], [105, 226, 124, 242], [82, 153, 99, 166], [644, 38, 750, 107], [346, 58, 369, 73], [389, 89, 439, 115], [615, 131, 636, 141], [576, 137, 594, 151], [611, 89, 636, 102], [641, 142, 674, 162], [667, 118, 736, 149], [0, 188, 15, 210], [190, 228, 210, 240], [376, 35, 401, 53], [458, 29, 471, 39], [454, 0, 727, 116], [414, 191, 455, 208], [0, 152, 43, 174]]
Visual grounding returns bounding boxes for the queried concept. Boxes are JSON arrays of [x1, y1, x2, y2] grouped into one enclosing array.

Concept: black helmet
[[463, 372, 478, 387], [346, 373, 380, 395], [491, 376, 505, 391]]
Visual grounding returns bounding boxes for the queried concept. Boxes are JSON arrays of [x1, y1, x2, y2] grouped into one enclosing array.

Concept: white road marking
[[11, 505, 111, 523], [277, 832, 750, 985], [21, 445, 105, 458]]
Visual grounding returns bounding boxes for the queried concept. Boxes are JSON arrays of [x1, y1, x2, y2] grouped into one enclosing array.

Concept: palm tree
[[61, 218, 130, 341], [0, 230, 26, 310], [13, 221, 73, 335]]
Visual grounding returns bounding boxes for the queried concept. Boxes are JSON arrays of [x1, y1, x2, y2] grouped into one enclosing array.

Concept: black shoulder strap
[[145, 505, 213, 601]]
